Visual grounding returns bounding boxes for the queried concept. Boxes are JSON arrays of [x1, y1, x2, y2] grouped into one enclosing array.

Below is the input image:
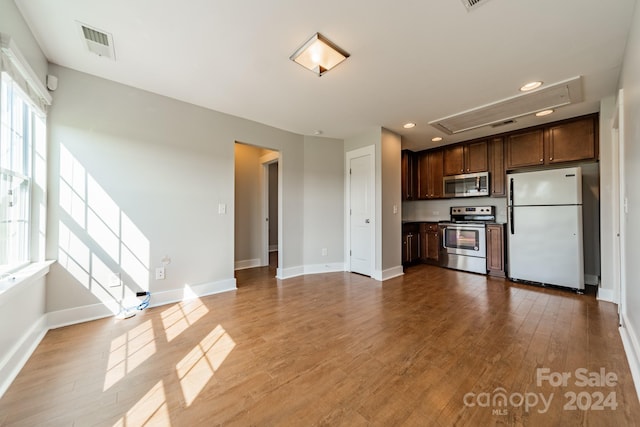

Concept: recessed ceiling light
[[520, 81, 543, 92], [535, 109, 554, 117], [313, 130, 323, 135], [432, 137, 443, 142], [403, 122, 416, 129]]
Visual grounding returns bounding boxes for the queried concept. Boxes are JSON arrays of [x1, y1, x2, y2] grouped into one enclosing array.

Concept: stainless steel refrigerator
[[507, 166, 584, 290]]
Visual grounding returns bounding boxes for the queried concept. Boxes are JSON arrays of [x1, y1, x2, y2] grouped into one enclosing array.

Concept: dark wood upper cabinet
[[489, 137, 506, 197], [402, 114, 598, 202], [465, 140, 489, 173], [417, 149, 444, 199], [401, 150, 417, 200], [428, 149, 444, 198], [546, 116, 597, 164], [506, 115, 597, 170], [443, 145, 464, 176], [506, 129, 545, 169], [443, 140, 488, 176]]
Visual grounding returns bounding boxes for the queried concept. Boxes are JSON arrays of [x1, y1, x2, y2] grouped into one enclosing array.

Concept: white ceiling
[[14, 0, 637, 151]]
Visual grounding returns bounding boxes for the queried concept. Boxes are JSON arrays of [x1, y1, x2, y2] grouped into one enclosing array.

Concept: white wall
[[302, 136, 344, 270], [619, 0, 640, 390], [381, 129, 402, 275], [45, 64, 323, 317]]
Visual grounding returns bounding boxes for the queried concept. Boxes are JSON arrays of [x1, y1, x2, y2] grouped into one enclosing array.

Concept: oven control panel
[[451, 206, 494, 215]]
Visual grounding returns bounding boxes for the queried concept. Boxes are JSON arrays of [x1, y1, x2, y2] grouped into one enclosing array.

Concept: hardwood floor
[[1, 264, 638, 426]]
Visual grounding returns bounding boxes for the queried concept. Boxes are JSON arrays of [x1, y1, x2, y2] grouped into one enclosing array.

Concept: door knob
[[365, 219, 370, 223]]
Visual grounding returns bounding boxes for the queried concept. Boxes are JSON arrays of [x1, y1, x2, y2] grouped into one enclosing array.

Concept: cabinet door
[[427, 149, 444, 198], [443, 145, 464, 176], [416, 152, 430, 199], [489, 137, 506, 197], [506, 129, 544, 169], [546, 117, 596, 164], [427, 229, 440, 261], [486, 224, 505, 276], [401, 150, 417, 200], [464, 140, 488, 173], [419, 224, 429, 262]]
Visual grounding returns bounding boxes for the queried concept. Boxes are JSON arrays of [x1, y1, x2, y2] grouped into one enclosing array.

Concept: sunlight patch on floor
[[176, 325, 236, 406], [160, 297, 209, 342], [113, 380, 170, 427], [104, 320, 157, 391]]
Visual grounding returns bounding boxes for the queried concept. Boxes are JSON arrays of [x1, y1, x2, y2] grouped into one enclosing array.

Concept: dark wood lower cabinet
[[419, 222, 440, 264], [486, 224, 506, 277], [402, 223, 420, 265]]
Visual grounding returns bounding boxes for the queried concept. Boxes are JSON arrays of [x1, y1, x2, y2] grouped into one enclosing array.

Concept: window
[[0, 72, 45, 274]]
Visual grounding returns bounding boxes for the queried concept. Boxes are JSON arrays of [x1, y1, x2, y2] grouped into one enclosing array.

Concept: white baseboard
[[619, 313, 640, 403], [373, 265, 404, 281], [0, 315, 48, 398], [149, 278, 237, 307], [302, 263, 345, 276], [597, 287, 618, 304], [276, 265, 305, 280], [47, 303, 115, 330], [277, 263, 402, 282], [234, 258, 262, 270], [276, 263, 346, 280]]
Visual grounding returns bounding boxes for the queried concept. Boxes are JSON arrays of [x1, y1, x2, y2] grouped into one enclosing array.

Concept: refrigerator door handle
[[510, 207, 515, 235], [509, 177, 514, 206]]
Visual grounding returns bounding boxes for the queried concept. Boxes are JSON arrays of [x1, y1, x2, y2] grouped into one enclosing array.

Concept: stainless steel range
[[438, 206, 495, 274]]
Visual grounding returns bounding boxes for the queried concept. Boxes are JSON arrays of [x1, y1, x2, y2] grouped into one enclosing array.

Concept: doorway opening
[[234, 142, 280, 284]]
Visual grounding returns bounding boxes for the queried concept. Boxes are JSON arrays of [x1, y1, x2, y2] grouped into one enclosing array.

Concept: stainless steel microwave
[[443, 171, 490, 198]]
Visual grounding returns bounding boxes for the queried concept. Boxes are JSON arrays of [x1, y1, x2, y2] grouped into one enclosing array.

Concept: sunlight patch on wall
[[57, 143, 151, 316], [58, 221, 90, 288], [113, 380, 171, 427], [104, 320, 157, 391], [176, 325, 236, 407], [161, 297, 209, 342]]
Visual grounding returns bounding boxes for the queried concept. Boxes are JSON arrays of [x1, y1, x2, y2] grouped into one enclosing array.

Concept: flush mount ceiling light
[[403, 122, 416, 129], [520, 81, 543, 92], [290, 32, 349, 76], [432, 137, 443, 142], [535, 109, 554, 117]]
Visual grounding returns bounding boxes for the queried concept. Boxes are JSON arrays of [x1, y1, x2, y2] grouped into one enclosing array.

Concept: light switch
[[218, 203, 227, 214]]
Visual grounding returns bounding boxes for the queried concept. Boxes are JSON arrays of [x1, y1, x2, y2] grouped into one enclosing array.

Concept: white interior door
[[349, 151, 373, 276]]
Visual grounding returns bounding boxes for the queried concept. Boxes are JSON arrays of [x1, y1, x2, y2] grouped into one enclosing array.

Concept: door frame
[[345, 145, 376, 275], [613, 89, 627, 319], [260, 151, 279, 268]]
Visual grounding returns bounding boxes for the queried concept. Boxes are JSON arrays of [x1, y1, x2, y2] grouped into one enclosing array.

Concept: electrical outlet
[[155, 267, 165, 280], [321, 248, 328, 256]]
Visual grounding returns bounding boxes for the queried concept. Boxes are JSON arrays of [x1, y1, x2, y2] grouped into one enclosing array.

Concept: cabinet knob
[[550, 157, 553, 160], [539, 158, 543, 162]]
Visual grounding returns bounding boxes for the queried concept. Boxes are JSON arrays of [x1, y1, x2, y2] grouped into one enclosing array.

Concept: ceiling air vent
[[429, 76, 583, 135], [461, 0, 492, 11], [77, 22, 115, 60]]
